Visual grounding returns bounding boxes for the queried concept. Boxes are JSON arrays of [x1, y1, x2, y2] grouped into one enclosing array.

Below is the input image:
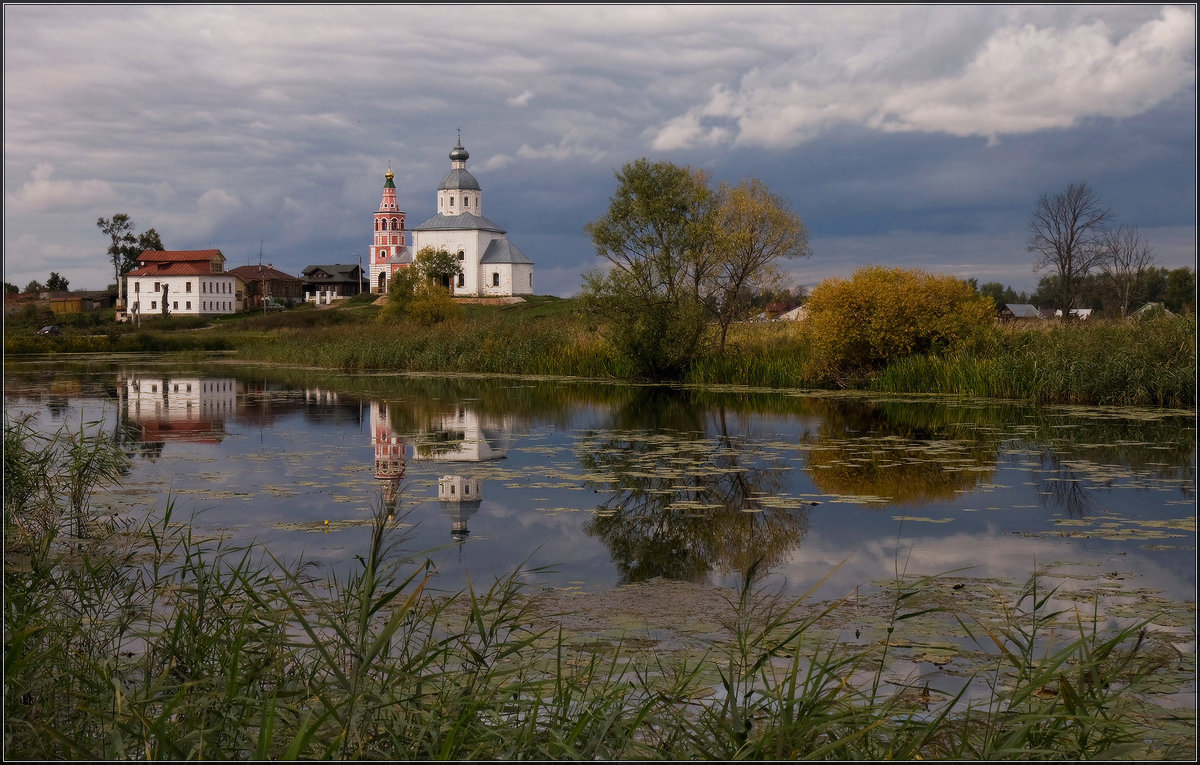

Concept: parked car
[[37, 325, 62, 336], [265, 300, 286, 311]]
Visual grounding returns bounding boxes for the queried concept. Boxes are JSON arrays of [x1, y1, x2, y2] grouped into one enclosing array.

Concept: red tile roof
[[138, 249, 225, 262], [127, 262, 215, 277], [128, 249, 230, 277]]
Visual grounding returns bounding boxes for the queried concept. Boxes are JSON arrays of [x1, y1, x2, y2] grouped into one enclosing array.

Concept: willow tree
[[583, 159, 717, 379], [583, 159, 807, 378]]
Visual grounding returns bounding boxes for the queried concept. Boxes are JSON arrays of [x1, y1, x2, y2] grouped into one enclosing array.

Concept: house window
[[151, 301, 157, 309], [457, 273, 464, 287], [134, 283, 140, 293], [492, 273, 500, 287], [186, 301, 191, 310], [173, 302, 179, 310], [185, 282, 192, 292], [154, 282, 161, 292]]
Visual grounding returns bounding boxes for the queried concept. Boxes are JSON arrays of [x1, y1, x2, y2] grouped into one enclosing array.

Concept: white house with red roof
[[125, 250, 239, 318]]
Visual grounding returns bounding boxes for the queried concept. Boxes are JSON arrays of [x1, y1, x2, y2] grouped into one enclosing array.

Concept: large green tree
[[583, 159, 716, 379], [583, 159, 807, 378]]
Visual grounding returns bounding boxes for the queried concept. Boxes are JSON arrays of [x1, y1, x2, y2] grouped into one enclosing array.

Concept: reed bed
[[4, 417, 1193, 760], [237, 309, 1193, 407], [873, 316, 1196, 407]]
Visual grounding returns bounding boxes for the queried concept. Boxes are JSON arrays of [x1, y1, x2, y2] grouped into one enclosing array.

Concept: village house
[[227, 264, 303, 309], [302, 264, 368, 304], [998, 303, 1041, 322], [369, 138, 534, 297], [124, 250, 238, 318]]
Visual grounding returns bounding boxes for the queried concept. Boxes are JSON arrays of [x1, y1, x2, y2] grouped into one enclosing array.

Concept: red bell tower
[[369, 168, 408, 294]]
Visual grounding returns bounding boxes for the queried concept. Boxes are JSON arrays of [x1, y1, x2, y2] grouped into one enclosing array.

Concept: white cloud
[[506, 90, 535, 107], [5, 163, 117, 211], [652, 6, 1196, 150]]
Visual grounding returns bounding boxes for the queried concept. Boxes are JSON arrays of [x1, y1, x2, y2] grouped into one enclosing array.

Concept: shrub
[[803, 266, 995, 382]]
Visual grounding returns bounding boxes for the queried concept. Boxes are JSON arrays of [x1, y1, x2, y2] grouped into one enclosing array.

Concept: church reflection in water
[[115, 373, 508, 545], [370, 400, 503, 542]]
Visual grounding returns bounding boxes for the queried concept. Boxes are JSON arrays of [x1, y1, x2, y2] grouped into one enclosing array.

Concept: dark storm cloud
[[4, 4, 1194, 298]]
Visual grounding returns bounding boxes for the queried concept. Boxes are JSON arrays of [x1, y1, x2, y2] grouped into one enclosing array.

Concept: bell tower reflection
[[371, 401, 407, 512], [438, 475, 481, 542]]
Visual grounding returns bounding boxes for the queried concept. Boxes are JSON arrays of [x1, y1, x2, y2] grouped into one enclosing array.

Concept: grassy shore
[[4, 416, 1192, 760], [6, 294, 1194, 407]]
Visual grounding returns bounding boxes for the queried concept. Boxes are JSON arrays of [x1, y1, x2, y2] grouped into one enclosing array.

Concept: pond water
[[5, 355, 1195, 614]]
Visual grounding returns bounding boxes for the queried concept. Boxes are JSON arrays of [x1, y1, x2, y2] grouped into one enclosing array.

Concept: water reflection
[[2, 360, 1192, 601], [112, 372, 234, 457], [581, 389, 809, 584], [412, 407, 513, 462], [438, 475, 482, 542], [800, 398, 999, 505]]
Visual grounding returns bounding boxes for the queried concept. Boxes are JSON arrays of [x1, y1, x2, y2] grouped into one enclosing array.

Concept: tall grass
[[5, 417, 1191, 759], [874, 316, 1195, 407], [228, 304, 1193, 406]]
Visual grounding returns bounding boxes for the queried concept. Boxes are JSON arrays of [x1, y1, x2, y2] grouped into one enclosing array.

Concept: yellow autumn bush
[[803, 266, 995, 381]]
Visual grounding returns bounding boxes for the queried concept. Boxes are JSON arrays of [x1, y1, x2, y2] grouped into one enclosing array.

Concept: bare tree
[[1100, 224, 1155, 318], [1027, 182, 1110, 320]]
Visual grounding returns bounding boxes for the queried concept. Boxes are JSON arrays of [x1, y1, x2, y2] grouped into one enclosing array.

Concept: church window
[[457, 273, 464, 287], [492, 273, 500, 287], [458, 250, 464, 260]]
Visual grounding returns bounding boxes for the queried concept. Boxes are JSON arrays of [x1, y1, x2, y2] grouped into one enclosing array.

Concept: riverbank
[[6, 295, 1195, 407]]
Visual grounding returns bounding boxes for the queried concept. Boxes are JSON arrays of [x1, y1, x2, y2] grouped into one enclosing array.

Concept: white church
[[368, 138, 534, 297]]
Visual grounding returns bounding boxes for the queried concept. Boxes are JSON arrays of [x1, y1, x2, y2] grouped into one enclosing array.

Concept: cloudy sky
[[4, 4, 1196, 297]]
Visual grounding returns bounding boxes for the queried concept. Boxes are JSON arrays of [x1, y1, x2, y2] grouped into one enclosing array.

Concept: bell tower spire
[[369, 166, 408, 294]]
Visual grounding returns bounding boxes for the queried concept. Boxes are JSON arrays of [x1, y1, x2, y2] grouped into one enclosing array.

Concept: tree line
[[1026, 181, 1191, 317], [975, 264, 1195, 316]]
